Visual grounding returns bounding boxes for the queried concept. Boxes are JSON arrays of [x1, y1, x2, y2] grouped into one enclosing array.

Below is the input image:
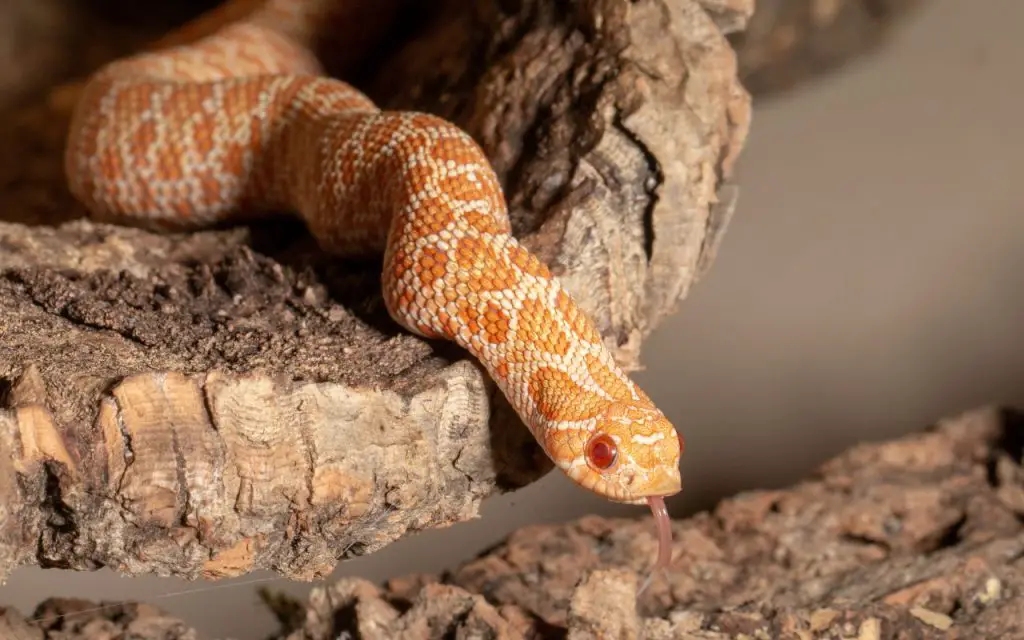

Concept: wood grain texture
[[5, 405, 1022, 638], [0, 0, 753, 583]]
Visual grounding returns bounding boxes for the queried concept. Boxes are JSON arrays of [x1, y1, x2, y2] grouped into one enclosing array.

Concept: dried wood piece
[[0, 0, 926, 118], [566, 569, 641, 640], [6, 405, 1021, 638], [430, 406, 1023, 638], [2, 599, 199, 640], [248, 404, 1024, 639], [0, 0, 753, 583]]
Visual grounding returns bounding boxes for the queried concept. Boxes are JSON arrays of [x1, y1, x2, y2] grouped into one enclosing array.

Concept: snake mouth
[[641, 466, 683, 499], [575, 464, 682, 505]]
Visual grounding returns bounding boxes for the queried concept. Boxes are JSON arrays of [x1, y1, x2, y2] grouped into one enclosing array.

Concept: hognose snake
[[64, 0, 684, 589]]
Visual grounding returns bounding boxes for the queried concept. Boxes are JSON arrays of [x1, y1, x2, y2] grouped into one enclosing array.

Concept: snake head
[[552, 400, 683, 505]]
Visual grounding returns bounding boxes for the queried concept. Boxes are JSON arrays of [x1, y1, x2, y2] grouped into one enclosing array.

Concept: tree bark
[[0, 0, 928, 113], [5, 405, 1022, 638], [0, 0, 753, 584]]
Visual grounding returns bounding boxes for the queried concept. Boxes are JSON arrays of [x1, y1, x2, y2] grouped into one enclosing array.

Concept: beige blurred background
[[3, 0, 1023, 636]]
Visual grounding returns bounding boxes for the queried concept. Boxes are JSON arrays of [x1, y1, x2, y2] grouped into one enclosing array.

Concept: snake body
[[65, 0, 683, 579]]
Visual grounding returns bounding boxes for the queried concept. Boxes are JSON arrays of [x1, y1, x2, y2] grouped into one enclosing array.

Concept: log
[[5, 405, 1021, 638], [0, 0, 753, 583], [0, 0, 929, 112]]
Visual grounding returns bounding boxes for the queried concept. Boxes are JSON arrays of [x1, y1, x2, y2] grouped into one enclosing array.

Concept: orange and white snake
[[64, 0, 683, 587]]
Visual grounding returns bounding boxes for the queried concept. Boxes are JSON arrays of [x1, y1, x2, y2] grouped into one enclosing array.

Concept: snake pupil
[[586, 434, 617, 471]]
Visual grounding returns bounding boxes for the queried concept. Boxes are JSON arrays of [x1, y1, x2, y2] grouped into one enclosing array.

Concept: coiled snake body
[[65, 0, 683, 584]]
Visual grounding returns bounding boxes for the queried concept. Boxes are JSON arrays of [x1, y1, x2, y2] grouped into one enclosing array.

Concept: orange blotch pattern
[[585, 354, 636, 403], [593, 402, 679, 469], [507, 244, 552, 280], [416, 246, 449, 289], [543, 427, 588, 464], [463, 209, 507, 236], [555, 290, 602, 344], [409, 199, 458, 239], [480, 301, 511, 344], [515, 298, 571, 357], [527, 367, 608, 423], [626, 414, 677, 469], [453, 236, 520, 292], [389, 245, 414, 280], [454, 299, 511, 344]]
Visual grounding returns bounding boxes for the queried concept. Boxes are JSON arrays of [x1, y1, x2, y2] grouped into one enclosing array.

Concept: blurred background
[[2, 0, 1023, 637]]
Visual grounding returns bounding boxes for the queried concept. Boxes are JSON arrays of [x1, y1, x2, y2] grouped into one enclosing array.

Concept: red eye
[[586, 433, 618, 471], [676, 430, 685, 454]]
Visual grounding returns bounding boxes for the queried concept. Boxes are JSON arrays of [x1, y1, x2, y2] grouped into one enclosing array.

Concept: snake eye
[[586, 433, 618, 472]]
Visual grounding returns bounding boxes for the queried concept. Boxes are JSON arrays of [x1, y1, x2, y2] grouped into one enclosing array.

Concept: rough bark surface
[[4, 405, 1022, 638], [0, 0, 753, 584], [0, 0, 929, 111]]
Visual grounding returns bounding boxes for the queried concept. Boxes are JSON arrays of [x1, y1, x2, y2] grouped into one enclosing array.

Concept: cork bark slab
[[0, 0, 753, 584], [6, 406, 1021, 638]]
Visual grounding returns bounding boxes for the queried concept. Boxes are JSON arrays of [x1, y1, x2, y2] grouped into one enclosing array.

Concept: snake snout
[[641, 466, 682, 498]]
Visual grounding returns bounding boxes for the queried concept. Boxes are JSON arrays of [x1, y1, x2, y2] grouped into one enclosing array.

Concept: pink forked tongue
[[637, 495, 672, 596]]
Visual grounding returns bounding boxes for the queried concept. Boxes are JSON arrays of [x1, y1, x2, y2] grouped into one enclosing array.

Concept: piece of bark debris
[[566, 569, 639, 640], [5, 404, 1023, 639], [909, 606, 954, 631]]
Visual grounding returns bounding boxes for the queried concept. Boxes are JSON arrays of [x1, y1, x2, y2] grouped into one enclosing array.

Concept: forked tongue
[[637, 495, 672, 595]]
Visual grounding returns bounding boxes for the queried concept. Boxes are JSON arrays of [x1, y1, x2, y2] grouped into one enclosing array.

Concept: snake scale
[[64, 0, 684, 586]]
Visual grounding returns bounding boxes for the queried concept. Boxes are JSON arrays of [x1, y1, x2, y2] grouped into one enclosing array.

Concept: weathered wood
[[0, 0, 753, 584], [7, 406, 1022, 638], [0, 0, 928, 113]]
